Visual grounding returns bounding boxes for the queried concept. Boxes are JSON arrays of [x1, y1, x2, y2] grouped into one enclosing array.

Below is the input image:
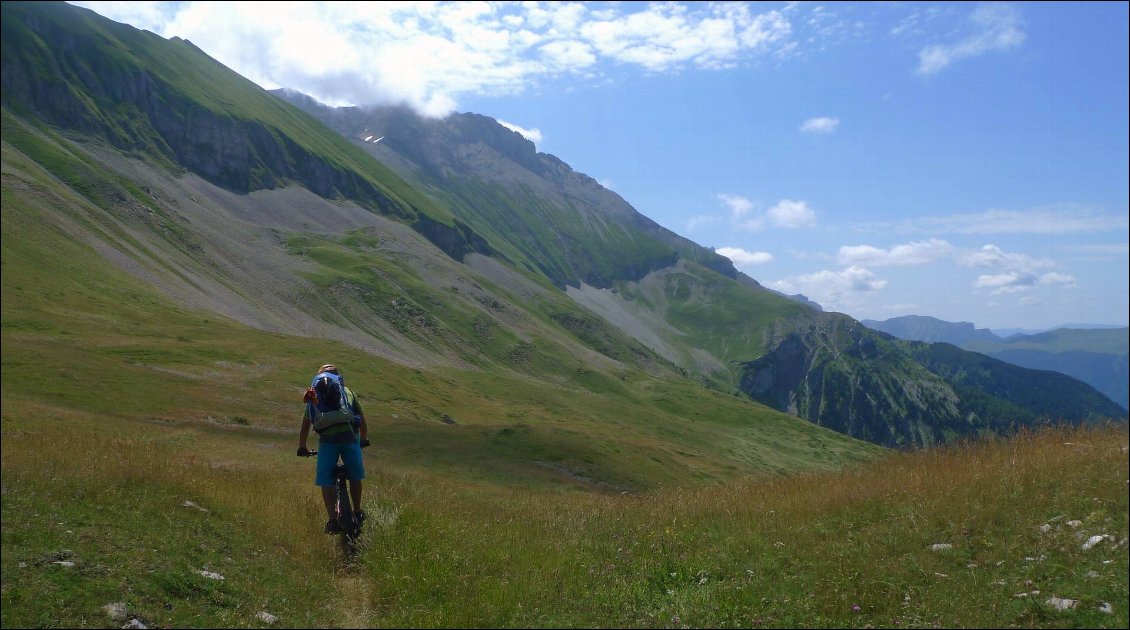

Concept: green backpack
[[306, 371, 354, 433]]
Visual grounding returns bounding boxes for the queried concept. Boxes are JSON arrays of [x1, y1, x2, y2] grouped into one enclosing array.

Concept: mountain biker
[[297, 363, 370, 534]]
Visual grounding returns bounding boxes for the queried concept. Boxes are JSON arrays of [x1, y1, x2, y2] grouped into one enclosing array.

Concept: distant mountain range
[[991, 323, 1127, 338], [860, 315, 1001, 345], [2, 1, 1124, 457], [864, 316, 1129, 410]]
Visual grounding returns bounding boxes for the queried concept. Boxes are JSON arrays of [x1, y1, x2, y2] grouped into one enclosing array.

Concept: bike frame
[[332, 462, 359, 557]]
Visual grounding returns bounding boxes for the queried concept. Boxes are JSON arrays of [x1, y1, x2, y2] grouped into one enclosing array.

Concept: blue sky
[[72, 1, 1129, 331]]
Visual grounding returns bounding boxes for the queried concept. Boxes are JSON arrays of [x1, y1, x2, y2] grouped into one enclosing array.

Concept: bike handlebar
[[297, 440, 370, 457]]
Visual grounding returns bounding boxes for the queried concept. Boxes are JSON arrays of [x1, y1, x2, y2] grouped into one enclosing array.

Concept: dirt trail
[[333, 567, 376, 627]]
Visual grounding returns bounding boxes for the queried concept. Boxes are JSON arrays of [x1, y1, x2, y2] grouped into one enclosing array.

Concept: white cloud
[[964, 244, 1076, 294], [579, 4, 793, 72], [766, 199, 816, 228], [717, 193, 765, 231], [771, 265, 887, 310], [837, 238, 953, 266], [800, 116, 839, 133], [496, 119, 543, 145], [770, 279, 799, 294], [717, 193, 755, 218], [537, 39, 597, 71], [716, 247, 774, 266], [74, 1, 801, 116], [713, 196, 815, 232], [1039, 272, 1077, 286], [915, 3, 1026, 75], [908, 207, 1128, 235], [958, 244, 1055, 271], [974, 271, 1036, 294]]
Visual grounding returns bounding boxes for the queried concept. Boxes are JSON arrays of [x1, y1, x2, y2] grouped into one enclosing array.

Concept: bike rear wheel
[[336, 477, 358, 558]]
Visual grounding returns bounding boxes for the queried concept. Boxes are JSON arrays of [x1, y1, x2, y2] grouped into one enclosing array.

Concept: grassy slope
[[415, 172, 679, 289], [0, 130, 881, 486], [335, 109, 807, 378], [636, 262, 811, 361]]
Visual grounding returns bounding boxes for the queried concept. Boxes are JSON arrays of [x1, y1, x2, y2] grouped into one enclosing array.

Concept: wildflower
[[852, 604, 861, 612]]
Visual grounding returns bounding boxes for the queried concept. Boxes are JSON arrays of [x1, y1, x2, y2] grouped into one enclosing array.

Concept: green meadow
[[2, 397, 1125, 628]]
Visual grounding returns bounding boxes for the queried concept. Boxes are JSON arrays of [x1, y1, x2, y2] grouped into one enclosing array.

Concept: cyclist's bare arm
[[298, 417, 312, 455]]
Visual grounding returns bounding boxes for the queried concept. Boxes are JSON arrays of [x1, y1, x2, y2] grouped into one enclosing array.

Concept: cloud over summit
[[77, 1, 803, 117]]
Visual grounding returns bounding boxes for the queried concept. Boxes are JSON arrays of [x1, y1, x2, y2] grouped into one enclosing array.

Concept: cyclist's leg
[[315, 443, 344, 521], [320, 486, 335, 519], [340, 440, 365, 513]]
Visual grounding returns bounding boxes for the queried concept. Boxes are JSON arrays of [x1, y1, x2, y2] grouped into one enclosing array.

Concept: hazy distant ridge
[[865, 316, 1128, 410], [862, 315, 1002, 344]]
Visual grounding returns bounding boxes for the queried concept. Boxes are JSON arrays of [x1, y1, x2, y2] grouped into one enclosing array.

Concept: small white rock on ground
[[1046, 596, 1077, 611], [1082, 534, 1108, 550], [102, 603, 128, 622]]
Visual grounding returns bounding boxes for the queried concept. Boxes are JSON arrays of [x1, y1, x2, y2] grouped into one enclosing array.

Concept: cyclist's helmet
[[319, 363, 339, 375]]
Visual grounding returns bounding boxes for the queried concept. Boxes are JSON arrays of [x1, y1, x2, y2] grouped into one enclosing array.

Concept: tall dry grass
[[3, 413, 1127, 628]]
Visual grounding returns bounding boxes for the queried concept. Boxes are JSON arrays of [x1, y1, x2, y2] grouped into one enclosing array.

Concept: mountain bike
[[300, 441, 370, 559]]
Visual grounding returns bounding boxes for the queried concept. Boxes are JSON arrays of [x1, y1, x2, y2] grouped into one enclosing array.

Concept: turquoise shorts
[[315, 438, 365, 487]]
